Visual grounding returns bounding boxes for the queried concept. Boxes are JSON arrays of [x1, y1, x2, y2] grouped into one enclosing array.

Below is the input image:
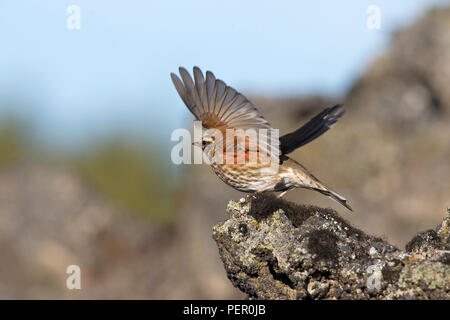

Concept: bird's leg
[[246, 193, 258, 200], [278, 190, 289, 198]]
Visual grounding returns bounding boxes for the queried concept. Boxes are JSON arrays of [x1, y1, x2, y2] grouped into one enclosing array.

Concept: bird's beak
[[192, 141, 202, 147]]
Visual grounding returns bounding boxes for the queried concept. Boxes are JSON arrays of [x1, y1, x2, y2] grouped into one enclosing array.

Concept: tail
[[279, 104, 345, 155], [315, 188, 353, 212], [282, 156, 353, 212]]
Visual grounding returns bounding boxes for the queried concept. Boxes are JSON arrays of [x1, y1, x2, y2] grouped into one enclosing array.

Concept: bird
[[170, 66, 352, 211]]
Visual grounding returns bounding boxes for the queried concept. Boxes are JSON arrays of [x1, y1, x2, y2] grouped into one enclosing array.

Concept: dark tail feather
[[317, 188, 353, 212], [279, 104, 345, 155]]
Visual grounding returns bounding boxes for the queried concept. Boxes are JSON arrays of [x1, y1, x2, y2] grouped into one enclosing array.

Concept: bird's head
[[192, 135, 215, 151]]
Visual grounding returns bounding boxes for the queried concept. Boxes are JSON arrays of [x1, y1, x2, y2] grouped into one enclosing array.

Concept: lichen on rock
[[213, 194, 450, 299]]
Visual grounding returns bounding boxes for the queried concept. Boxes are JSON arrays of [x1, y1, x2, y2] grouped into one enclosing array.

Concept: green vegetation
[[0, 117, 27, 167], [0, 114, 179, 226], [75, 138, 179, 226]]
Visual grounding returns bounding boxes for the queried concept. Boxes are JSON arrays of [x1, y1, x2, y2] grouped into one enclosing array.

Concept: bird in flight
[[171, 66, 352, 211]]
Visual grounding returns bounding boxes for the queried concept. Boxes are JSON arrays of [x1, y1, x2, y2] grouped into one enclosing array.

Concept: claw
[[278, 190, 288, 198], [245, 193, 257, 200]]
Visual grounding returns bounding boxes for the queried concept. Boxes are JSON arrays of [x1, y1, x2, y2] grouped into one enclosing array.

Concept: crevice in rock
[[267, 259, 295, 290]]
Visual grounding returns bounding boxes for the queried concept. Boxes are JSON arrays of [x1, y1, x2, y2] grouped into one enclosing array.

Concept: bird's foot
[[278, 190, 288, 198], [247, 193, 258, 200]]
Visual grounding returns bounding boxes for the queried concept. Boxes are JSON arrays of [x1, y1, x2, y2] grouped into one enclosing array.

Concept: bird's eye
[[202, 140, 207, 146]]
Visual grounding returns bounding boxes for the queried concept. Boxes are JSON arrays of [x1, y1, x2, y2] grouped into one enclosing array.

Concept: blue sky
[[0, 0, 448, 149]]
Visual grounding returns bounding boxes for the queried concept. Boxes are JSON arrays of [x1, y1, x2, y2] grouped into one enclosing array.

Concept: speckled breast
[[210, 162, 283, 193]]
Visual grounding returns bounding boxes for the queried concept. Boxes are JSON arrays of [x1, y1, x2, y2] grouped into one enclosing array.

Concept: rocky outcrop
[[346, 7, 450, 122], [213, 194, 450, 299]]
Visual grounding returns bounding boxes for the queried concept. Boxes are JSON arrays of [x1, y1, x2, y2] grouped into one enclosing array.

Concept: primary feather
[[279, 104, 345, 155]]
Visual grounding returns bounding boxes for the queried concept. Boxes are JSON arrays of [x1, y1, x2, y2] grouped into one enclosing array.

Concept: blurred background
[[0, 1, 449, 298]]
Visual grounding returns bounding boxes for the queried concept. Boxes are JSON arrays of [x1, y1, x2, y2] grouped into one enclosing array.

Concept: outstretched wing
[[171, 66, 272, 130], [279, 104, 345, 155], [171, 66, 278, 161]]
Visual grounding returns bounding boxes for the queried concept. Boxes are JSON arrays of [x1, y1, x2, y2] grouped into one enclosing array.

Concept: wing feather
[[171, 66, 272, 129], [279, 104, 345, 155], [171, 66, 277, 163]]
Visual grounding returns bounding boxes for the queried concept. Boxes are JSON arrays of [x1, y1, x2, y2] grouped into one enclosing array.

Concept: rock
[[213, 193, 450, 299], [346, 7, 450, 122]]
